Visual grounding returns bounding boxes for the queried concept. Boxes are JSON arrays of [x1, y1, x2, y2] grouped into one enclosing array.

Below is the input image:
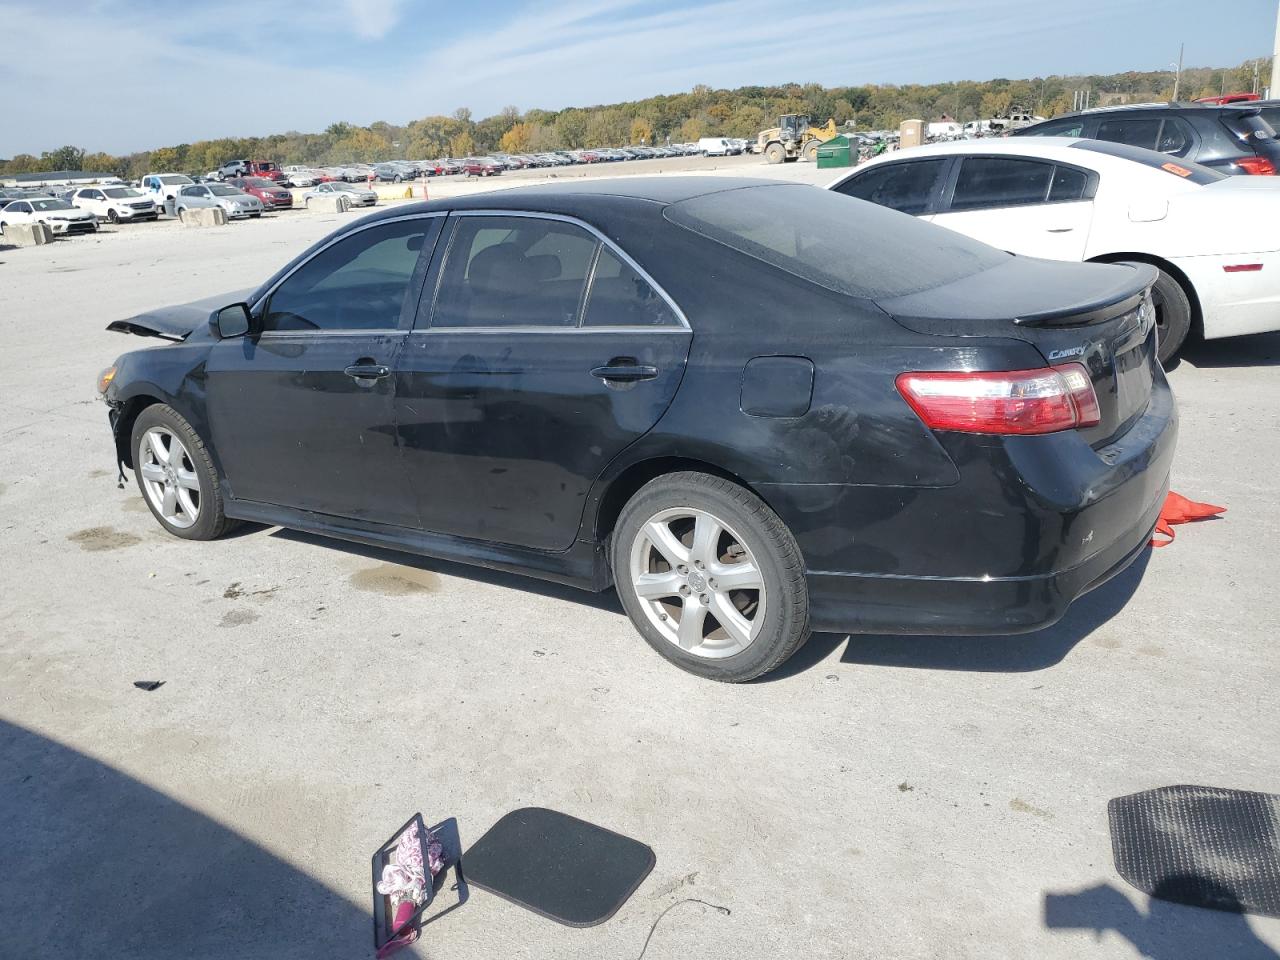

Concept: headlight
[[97, 365, 117, 394]]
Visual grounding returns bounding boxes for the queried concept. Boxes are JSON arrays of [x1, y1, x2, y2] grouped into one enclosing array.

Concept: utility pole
[[1273, 0, 1280, 99], [1172, 43, 1184, 101]]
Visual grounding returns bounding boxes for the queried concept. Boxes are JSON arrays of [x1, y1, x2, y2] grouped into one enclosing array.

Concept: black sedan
[[97, 178, 1177, 682]]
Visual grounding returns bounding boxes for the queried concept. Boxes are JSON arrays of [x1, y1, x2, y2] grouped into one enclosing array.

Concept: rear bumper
[[805, 486, 1164, 634], [768, 371, 1177, 636], [1173, 250, 1280, 340]]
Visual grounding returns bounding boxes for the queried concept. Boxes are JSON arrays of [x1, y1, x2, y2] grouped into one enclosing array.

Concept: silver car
[[174, 183, 264, 219], [301, 181, 378, 207]]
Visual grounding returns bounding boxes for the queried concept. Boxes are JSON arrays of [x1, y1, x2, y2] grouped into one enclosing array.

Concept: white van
[[698, 138, 731, 156]]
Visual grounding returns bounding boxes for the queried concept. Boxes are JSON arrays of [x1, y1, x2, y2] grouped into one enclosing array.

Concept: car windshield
[[209, 185, 241, 196], [103, 188, 142, 198], [159, 175, 192, 185], [665, 184, 1009, 300], [30, 199, 73, 211]]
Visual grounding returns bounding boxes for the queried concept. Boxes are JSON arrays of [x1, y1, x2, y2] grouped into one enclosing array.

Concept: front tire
[[108, 209, 120, 224], [131, 404, 236, 541], [612, 472, 809, 682], [802, 140, 819, 163]]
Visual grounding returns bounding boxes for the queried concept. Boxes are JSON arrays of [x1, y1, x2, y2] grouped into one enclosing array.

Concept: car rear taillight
[[1236, 156, 1276, 175], [895, 363, 1101, 435]]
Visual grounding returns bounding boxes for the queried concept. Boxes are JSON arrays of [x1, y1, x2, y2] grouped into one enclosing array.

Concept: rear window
[[1069, 139, 1226, 184], [665, 184, 1009, 300]]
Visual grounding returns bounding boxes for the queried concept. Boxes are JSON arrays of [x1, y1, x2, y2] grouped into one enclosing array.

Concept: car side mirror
[[214, 302, 253, 339]]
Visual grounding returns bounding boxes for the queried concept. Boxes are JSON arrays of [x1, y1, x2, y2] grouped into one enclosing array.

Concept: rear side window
[[667, 184, 1009, 300], [583, 247, 678, 327], [950, 157, 1054, 210], [432, 216, 598, 328], [834, 159, 947, 214], [1048, 166, 1089, 201], [1096, 117, 1162, 150], [1156, 117, 1194, 156]]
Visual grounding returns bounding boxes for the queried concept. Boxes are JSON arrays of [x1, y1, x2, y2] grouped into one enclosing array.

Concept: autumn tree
[[499, 123, 534, 153], [449, 131, 475, 157], [629, 117, 654, 145]]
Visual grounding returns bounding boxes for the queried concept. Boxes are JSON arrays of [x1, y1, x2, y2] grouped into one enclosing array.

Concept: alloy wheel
[[628, 507, 765, 658], [138, 427, 201, 529]]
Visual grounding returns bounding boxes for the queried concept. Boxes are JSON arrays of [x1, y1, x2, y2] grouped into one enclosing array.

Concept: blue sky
[[3, 0, 1277, 156]]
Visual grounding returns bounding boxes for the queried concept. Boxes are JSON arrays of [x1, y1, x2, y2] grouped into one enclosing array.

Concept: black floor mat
[[1109, 785, 1280, 917], [462, 807, 654, 927]]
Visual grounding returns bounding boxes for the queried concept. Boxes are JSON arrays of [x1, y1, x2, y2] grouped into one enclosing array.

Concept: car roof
[[1042, 101, 1260, 120], [849, 137, 1089, 162]]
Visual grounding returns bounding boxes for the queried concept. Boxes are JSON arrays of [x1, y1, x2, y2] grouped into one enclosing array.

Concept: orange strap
[[1150, 491, 1226, 548]]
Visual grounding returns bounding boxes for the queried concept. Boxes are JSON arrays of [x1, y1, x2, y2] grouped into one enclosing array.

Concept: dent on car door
[[930, 156, 1094, 261], [395, 213, 693, 551], [205, 216, 441, 525]]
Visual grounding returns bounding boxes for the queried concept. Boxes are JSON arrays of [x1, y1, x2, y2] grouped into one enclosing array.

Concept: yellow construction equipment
[[757, 115, 840, 164]]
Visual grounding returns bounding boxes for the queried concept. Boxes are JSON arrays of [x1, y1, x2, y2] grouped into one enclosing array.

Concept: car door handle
[[1046, 227, 1074, 233], [344, 363, 390, 381], [591, 363, 659, 383]]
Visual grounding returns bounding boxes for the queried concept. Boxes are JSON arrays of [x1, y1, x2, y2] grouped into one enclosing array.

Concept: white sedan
[[828, 137, 1280, 362], [301, 181, 378, 207], [0, 197, 98, 235], [70, 185, 159, 223]]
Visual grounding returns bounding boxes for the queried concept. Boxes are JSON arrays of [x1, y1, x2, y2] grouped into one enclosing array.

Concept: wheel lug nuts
[[679, 585, 691, 596], [695, 561, 704, 569], [708, 579, 717, 589], [699, 594, 709, 605], [677, 564, 687, 574]]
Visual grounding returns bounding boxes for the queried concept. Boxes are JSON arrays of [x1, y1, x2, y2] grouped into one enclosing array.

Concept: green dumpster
[[815, 134, 852, 169]]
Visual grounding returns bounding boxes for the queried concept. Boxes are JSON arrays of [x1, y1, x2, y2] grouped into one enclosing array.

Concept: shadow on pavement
[[0, 718, 370, 959], [1179, 330, 1280, 369], [1044, 882, 1280, 959], [270, 526, 625, 614], [765, 548, 1150, 680]]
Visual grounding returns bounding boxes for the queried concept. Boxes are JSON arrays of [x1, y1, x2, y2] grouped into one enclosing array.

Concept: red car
[[1195, 93, 1260, 105], [460, 158, 502, 176], [228, 177, 294, 209]]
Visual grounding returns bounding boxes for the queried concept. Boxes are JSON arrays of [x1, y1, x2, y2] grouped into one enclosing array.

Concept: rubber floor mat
[[462, 807, 654, 927], [1109, 785, 1280, 917]]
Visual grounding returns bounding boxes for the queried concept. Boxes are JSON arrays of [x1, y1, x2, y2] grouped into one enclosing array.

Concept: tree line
[[2, 58, 1269, 181]]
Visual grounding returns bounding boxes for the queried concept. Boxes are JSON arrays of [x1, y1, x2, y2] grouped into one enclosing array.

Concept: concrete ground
[[1, 153, 1277, 960]]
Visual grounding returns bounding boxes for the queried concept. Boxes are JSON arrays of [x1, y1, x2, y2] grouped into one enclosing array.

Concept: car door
[[830, 158, 950, 218], [2, 200, 32, 225], [205, 214, 443, 526], [394, 212, 693, 551], [930, 155, 1094, 261]]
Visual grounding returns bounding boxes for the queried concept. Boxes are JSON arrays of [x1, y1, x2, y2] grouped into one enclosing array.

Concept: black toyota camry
[[97, 178, 1177, 682]]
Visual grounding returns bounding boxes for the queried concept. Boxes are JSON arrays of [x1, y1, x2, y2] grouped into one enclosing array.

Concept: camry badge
[[1048, 346, 1086, 361]]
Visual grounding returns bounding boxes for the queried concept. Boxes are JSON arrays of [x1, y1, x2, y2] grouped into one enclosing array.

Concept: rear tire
[[764, 142, 785, 164], [131, 404, 237, 541], [612, 472, 809, 682], [1136, 265, 1192, 365]]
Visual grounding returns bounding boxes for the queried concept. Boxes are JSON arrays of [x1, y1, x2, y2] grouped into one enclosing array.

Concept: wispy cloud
[[0, 0, 1270, 157]]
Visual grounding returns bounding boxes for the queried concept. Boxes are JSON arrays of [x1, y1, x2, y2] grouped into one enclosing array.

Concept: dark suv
[[1014, 103, 1280, 175]]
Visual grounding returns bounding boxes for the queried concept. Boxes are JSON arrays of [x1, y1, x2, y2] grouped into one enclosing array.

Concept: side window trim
[[417, 209, 690, 333], [251, 213, 445, 337], [939, 155, 1098, 213]]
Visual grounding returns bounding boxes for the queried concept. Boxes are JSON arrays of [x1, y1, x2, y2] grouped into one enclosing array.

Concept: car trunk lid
[[877, 257, 1158, 447]]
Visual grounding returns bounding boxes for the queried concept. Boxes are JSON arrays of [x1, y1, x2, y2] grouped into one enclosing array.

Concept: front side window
[[950, 157, 1055, 211], [11, 202, 31, 213], [431, 216, 598, 328], [834, 159, 947, 214], [263, 219, 431, 332], [583, 246, 678, 327]]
